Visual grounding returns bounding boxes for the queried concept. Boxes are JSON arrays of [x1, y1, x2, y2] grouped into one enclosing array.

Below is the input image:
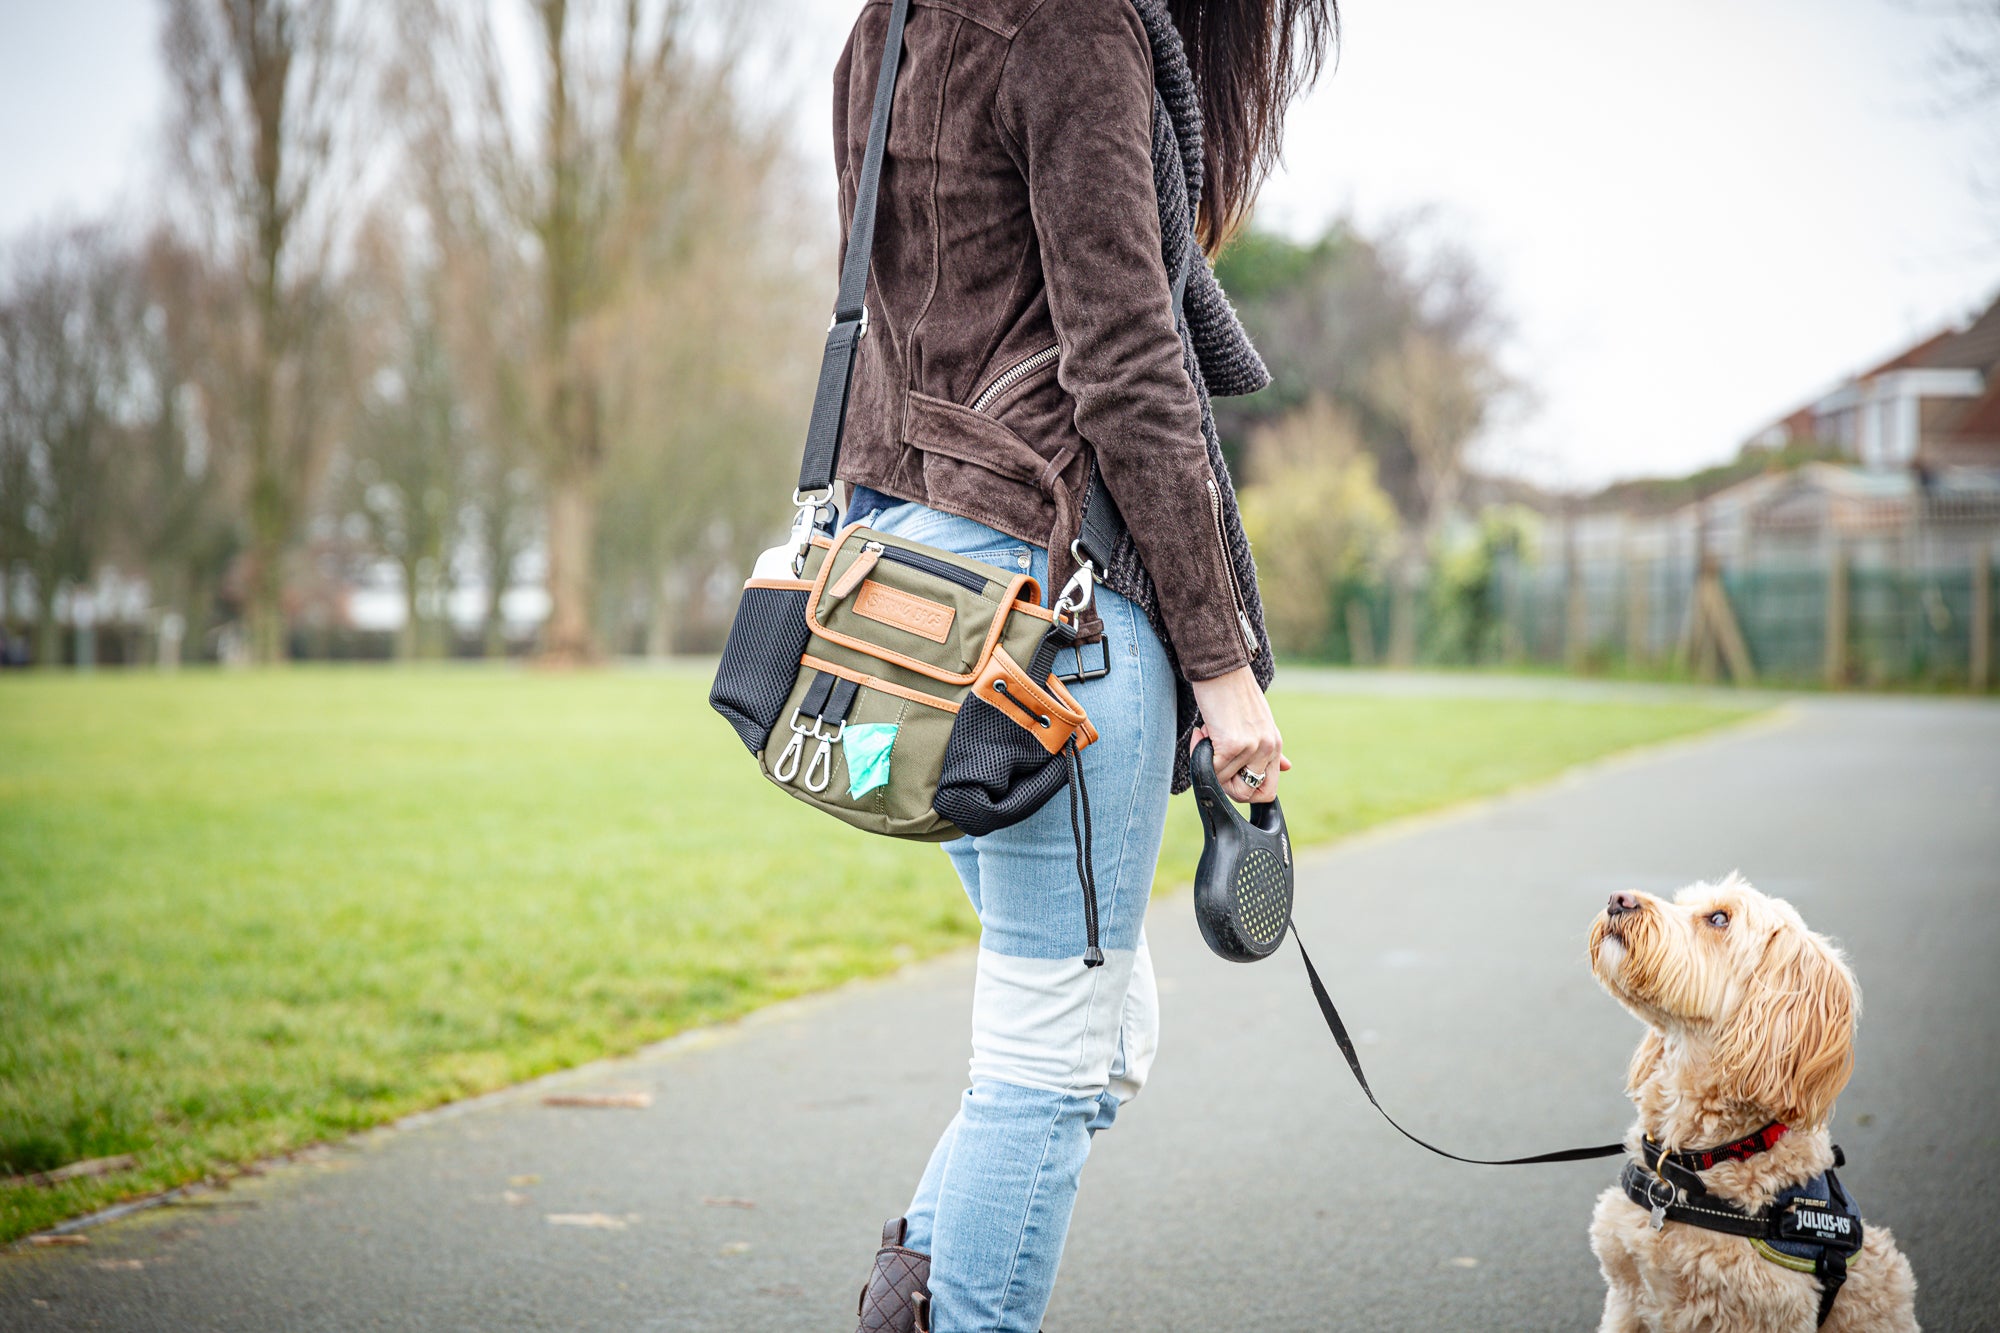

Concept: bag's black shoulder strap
[[799, 0, 912, 497], [1294, 923, 1628, 1167]]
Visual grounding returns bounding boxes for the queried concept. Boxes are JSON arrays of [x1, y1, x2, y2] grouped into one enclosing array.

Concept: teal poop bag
[[844, 722, 899, 799]]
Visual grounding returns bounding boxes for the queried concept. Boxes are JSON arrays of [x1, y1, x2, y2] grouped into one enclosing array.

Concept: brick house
[[1751, 292, 2000, 472]]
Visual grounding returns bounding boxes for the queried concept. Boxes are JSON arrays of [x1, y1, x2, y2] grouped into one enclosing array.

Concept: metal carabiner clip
[[803, 717, 845, 794], [1054, 540, 1098, 628], [773, 708, 814, 783], [788, 488, 839, 577]]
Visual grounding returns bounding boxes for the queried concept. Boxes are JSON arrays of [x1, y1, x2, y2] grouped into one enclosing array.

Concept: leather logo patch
[[853, 581, 956, 643]]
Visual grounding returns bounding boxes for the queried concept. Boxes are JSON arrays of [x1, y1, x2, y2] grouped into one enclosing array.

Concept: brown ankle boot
[[855, 1217, 930, 1333]]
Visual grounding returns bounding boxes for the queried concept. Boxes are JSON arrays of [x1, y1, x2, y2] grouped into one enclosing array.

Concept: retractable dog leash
[[1189, 739, 1293, 962], [1189, 742, 1625, 1167]]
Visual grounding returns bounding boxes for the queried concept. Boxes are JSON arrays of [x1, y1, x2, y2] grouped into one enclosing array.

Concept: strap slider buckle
[[1057, 637, 1110, 684], [829, 306, 869, 340]]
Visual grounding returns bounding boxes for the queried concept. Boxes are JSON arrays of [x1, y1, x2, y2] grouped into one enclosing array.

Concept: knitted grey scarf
[[1110, 0, 1276, 793]]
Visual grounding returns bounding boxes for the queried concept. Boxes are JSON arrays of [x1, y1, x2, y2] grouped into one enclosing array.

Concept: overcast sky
[[2, 0, 1995, 488]]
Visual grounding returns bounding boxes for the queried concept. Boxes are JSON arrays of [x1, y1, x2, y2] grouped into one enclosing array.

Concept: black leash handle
[[1292, 922, 1627, 1166]]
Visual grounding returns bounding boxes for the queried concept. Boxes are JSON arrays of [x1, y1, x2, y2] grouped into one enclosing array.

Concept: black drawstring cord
[[1065, 734, 1104, 967]]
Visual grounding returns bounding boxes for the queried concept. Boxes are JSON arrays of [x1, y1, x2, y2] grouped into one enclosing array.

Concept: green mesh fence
[[1305, 562, 1995, 690]]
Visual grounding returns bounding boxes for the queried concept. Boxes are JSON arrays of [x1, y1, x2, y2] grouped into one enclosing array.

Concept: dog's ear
[[1625, 1027, 1665, 1097], [1717, 927, 1858, 1127]]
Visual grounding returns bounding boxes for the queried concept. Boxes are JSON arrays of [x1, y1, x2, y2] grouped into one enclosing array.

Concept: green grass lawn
[[0, 667, 1748, 1241]]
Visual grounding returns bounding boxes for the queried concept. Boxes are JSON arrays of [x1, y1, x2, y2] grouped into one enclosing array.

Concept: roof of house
[[1919, 292, 2000, 375], [1862, 328, 1959, 378], [1746, 292, 2000, 447]]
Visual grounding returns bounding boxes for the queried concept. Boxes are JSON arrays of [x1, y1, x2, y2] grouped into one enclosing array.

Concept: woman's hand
[[1189, 665, 1288, 804]]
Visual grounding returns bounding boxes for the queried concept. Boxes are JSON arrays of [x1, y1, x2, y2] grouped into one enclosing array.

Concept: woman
[[834, 1, 1335, 1328]]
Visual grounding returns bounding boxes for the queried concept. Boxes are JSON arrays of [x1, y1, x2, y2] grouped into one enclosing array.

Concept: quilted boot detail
[[855, 1217, 930, 1333]]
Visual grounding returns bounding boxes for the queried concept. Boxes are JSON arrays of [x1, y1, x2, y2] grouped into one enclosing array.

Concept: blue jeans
[[851, 495, 1176, 1333]]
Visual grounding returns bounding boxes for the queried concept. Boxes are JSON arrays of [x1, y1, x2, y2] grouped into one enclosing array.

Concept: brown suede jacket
[[832, 0, 1255, 683]]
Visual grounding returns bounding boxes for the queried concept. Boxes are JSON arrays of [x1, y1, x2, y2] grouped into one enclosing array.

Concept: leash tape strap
[[799, 0, 912, 496], [1292, 923, 1626, 1167]]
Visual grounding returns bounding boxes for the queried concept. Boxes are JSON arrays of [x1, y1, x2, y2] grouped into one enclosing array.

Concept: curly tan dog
[[1586, 875, 1917, 1332]]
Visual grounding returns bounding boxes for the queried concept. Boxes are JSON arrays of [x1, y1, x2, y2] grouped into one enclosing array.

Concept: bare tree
[[1223, 216, 1515, 665], [0, 226, 135, 667], [395, 0, 813, 663], [163, 0, 363, 662], [398, 132, 544, 659], [1937, 0, 2000, 214], [1365, 325, 1498, 663], [335, 223, 479, 660], [120, 232, 241, 665]]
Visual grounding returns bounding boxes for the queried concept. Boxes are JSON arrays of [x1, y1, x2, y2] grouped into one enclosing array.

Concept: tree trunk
[[644, 567, 673, 660], [34, 590, 63, 669], [542, 469, 597, 664], [1386, 534, 1423, 667], [479, 533, 509, 658], [246, 431, 289, 664], [398, 555, 421, 660], [482, 584, 507, 659]]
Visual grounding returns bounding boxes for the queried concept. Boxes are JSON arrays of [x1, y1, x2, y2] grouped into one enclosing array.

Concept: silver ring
[[1241, 768, 1266, 791]]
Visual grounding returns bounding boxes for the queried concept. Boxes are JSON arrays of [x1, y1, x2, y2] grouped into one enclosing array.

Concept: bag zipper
[[843, 539, 992, 595], [970, 344, 1060, 413], [1206, 476, 1260, 655]]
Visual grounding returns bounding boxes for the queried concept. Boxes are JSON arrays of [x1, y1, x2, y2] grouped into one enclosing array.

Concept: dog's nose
[[1607, 891, 1640, 918]]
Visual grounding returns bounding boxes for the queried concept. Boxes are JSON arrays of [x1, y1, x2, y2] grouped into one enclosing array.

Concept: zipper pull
[[827, 541, 884, 602], [1238, 609, 1259, 654]]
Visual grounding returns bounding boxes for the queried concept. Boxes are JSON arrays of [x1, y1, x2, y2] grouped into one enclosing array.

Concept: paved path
[[5, 696, 1997, 1331]]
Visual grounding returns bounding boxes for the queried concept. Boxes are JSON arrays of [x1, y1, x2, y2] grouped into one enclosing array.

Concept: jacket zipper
[[1206, 476, 1260, 655], [970, 345, 1060, 413]]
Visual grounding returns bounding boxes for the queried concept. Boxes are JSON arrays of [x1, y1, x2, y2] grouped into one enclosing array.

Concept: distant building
[[1749, 292, 2000, 472]]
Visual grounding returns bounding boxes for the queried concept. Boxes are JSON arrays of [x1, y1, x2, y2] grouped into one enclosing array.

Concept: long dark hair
[[1169, 0, 1339, 252]]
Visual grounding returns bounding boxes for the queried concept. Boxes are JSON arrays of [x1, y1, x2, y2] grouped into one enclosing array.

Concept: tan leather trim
[[804, 524, 1035, 686], [799, 654, 960, 713], [1041, 672, 1097, 748], [971, 647, 1096, 754], [744, 577, 813, 591], [827, 544, 883, 601], [853, 580, 956, 643]]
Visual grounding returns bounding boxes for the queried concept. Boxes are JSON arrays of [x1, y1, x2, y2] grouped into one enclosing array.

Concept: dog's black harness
[[1621, 1126, 1864, 1327]]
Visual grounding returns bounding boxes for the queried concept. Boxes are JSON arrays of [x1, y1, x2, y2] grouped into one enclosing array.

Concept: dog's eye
[[1705, 910, 1730, 929]]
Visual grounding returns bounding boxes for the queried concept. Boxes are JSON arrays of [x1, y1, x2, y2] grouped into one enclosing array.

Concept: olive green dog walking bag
[[709, 0, 1145, 965]]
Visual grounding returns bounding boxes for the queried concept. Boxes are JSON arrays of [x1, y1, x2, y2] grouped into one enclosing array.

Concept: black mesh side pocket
[[710, 586, 812, 753], [933, 696, 1070, 836]]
